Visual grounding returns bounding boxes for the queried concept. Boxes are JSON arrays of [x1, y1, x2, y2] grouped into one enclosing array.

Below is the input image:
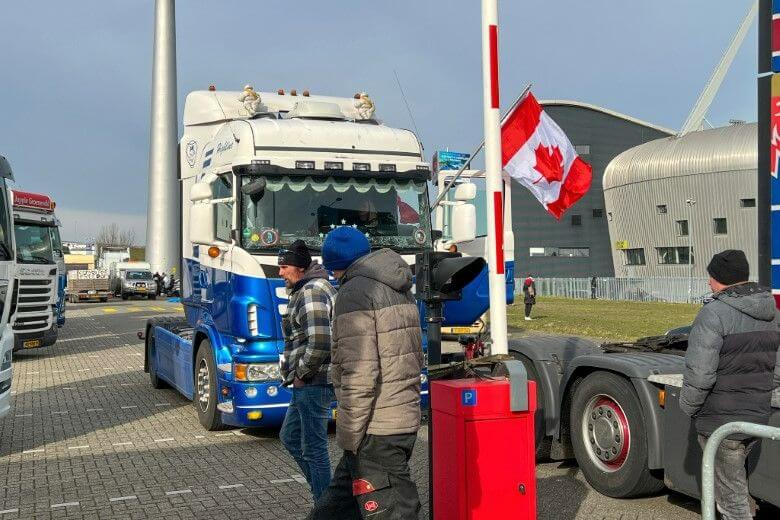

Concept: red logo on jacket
[[364, 500, 379, 512]]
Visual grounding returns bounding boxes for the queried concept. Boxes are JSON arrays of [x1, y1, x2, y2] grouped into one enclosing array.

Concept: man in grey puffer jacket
[[680, 250, 780, 520], [309, 226, 423, 520]]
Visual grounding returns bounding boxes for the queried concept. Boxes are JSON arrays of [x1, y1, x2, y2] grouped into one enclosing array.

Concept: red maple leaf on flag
[[532, 144, 564, 184]]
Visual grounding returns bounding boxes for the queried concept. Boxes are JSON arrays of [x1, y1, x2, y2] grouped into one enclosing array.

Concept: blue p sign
[[462, 389, 477, 406]]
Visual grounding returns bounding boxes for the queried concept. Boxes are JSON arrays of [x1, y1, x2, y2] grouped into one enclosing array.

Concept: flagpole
[[481, 0, 508, 356], [429, 82, 531, 212]]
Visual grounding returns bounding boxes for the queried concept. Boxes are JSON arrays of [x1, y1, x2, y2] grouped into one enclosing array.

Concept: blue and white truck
[[9, 190, 59, 351], [0, 156, 17, 419], [144, 88, 493, 430]]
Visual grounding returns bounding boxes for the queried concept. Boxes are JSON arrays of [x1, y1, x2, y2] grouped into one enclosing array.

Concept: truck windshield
[[0, 183, 12, 261], [15, 223, 54, 264], [49, 226, 63, 257], [240, 175, 432, 253], [126, 271, 152, 280]]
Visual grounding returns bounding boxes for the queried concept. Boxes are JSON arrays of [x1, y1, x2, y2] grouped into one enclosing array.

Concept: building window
[[740, 198, 756, 208], [624, 248, 646, 266], [713, 218, 727, 235], [571, 214, 582, 226], [592, 208, 603, 218], [657, 246, 693, 265], [676, 220, 689, 237], [575, 145, 591, 155], [529, 247, 589, 258], [656, 205, 667, 214]]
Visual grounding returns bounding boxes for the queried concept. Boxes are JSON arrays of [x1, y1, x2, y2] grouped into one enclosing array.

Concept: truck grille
[[13, 277, 54, 333]]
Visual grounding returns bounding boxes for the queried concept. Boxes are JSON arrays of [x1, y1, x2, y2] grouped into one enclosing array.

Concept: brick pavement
[[0, 299, 772, 519]]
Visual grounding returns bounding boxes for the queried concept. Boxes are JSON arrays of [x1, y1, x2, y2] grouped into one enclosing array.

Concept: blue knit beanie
[[322, 227, 371, 271]]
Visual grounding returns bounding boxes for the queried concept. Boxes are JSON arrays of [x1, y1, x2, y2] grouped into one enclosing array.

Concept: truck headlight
[[234, 362, 281, 382]]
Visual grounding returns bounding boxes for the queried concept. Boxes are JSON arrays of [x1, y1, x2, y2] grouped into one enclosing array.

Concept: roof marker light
[[303, 90, 310, 97], [324, 162, 343, 170], [296, 161, 315, 170], [290, 89, 298, 96], [353, 163, 371, 172], [277, 89, 285, 95], [379, 164, 396, 173]]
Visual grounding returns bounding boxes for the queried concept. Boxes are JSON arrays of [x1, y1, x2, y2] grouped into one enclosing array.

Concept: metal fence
[[702, 422, 780, 520], [518, 277, 713, 304]]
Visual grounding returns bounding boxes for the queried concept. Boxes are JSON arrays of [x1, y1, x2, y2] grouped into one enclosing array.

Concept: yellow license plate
[[451, 327, 472, 334], [137, 288, 146, 292], [23, 339, 42, 349]]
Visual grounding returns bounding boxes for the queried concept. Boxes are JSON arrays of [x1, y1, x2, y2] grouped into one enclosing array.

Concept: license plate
[[137, 288, 146, 292], [88, 290, 96, 295], [451, 327, 472, 334], [23, 339, 42, 349]]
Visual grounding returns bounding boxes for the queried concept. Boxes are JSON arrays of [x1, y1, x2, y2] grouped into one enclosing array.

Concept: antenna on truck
[[393, 69, 421, 138], [209, 85, 240, 143]]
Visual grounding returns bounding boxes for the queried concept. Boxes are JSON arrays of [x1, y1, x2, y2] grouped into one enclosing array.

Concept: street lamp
[[686, 198, 696, 303]]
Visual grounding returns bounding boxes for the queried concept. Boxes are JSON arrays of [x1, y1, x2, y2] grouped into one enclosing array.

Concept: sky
[[0, 0, 758, 244]]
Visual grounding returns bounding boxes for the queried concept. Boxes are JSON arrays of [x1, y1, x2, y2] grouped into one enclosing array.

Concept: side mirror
[[241, 178, 266, 202], [453, 183, 476, 201], [451, 203, 476, 243], [0, 156, 13, 180], [190, 197, 217, 245]]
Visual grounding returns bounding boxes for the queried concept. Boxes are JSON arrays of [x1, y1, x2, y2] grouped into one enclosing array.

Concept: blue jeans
[[280, 384, 334, 499]]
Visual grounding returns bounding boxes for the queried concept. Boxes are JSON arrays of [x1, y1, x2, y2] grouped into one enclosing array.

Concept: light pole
[[686, 198, 696, 303]]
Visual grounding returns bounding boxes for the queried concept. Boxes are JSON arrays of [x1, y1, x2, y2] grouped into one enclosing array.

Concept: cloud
[[56, 208, 147, 245]]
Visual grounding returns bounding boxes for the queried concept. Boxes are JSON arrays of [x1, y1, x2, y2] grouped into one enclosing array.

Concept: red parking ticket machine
[[431, 364, 537, 520]]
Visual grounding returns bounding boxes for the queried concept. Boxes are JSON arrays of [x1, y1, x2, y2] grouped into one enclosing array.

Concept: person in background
[[590, 276, 597, 300], [278, 240, 337, 500], [309, 226, 423, 519], [153, 272, 162, 296], [680, 250, 780, 520], [523, 275, 536, 321], [162, 272, 170, 296], [447, 243, 458, 253]]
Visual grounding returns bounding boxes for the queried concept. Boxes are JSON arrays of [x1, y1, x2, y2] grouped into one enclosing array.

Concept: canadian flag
[[501, 92, 592, 219]]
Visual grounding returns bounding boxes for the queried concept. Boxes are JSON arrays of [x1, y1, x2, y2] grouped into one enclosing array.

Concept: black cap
[[278, 240, 311, 269], [707, 249, 749, 286]]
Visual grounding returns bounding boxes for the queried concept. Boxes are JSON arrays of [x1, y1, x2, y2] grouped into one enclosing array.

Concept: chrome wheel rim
[[196, 358, 210, 412], [581, 393, 631, 472]]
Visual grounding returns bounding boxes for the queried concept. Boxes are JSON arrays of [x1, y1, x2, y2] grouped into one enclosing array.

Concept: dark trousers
[[524, 303, 533, 318], [307, 433, 420, 520]]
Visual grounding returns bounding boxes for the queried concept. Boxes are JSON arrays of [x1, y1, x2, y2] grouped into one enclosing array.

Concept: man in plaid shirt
[[279, 240, 338, 500]]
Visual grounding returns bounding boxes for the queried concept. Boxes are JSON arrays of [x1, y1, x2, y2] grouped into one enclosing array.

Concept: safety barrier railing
[[519, 277, 714, 304], [701, 421, 780, 520]]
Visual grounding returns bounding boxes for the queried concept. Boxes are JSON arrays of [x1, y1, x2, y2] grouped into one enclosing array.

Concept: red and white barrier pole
[[481, 0, 508, 356]]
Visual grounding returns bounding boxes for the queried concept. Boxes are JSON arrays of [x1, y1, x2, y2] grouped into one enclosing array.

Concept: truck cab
[[9, 190, 59, 351], [433, 167, 515, 335], [145, 88, 483, 430], [0, 157, 17, 418]]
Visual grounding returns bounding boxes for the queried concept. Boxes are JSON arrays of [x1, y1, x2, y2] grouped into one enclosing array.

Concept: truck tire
[[569, 371, 663, 498], [194, 340, 227, 431], [100, 297, 108, 303], [148, 294, 157, 300], [146, 331, 167, 389], [510, 352, 550, 460], [121, 292, 129, 300]]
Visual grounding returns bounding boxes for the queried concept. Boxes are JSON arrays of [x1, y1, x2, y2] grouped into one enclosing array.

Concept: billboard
[[432, 151, 470, 173]]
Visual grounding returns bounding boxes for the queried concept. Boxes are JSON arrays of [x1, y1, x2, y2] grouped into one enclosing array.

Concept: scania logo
[[17, 267, 44, 277]]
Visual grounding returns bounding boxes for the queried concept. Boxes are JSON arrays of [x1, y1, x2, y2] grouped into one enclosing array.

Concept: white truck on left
[[9, 190, 59, 351], [0, 156, 18, 419]]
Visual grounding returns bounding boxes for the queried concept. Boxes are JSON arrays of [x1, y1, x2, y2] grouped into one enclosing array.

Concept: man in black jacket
[[680, 250, 780, 520]]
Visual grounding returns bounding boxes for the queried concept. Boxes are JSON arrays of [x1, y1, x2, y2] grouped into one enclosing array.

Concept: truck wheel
[[100, 297, 108, 303], [510, 352, 550, 460], [148, 294, 157, 300], [147, 332, 166, 389], [121, 292, 129, 300], [570, 371, 663, 498], [194, 340, 227, 431]]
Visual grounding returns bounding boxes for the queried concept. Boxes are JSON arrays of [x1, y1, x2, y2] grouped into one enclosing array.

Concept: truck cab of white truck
[[0, 157, 17, 419], [146, 87, 484, 430], [9, 190, 59, 350]]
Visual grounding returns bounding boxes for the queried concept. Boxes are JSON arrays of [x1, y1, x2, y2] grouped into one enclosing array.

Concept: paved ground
[[0, 299, 774, 519]]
